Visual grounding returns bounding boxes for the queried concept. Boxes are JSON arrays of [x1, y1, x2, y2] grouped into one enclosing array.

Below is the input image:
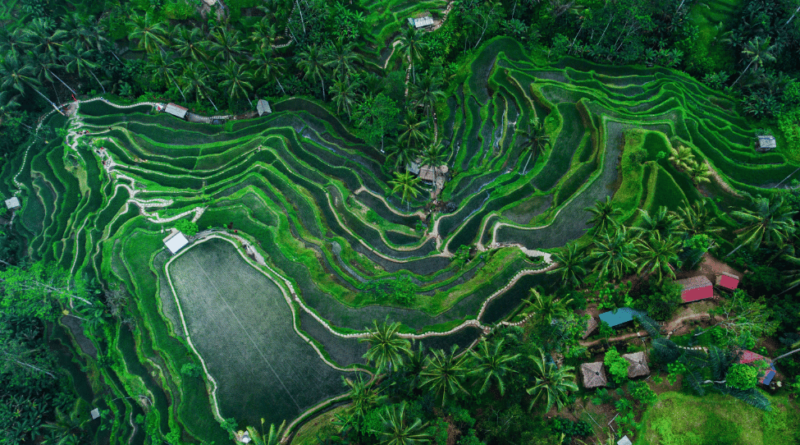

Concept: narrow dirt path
[[578, 311, 717, 347]]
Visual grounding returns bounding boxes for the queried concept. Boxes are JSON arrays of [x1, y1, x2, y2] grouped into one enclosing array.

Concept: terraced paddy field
[[2, 37, 796, 441]]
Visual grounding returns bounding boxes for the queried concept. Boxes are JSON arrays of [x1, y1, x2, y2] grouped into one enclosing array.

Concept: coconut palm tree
[[635, 233, 681, 284], [0, 28, 28, 56], [688, 161, 712, 185], [516, 117, 551, 174], [209, 28, 245, 63], [22, 18, 66, 59], [220, 61, 254, 107], [297, 43, 327, 100], [0, 91, 20, 127], [323, 38, 362, 80], [386, 143, 421, 173], [397, 26, 427, 84], [252, 48, 287, 95], [410, 74, 445, 121], [420, 345, 470, 405], [638, 206, 683, 239], [64, 13, 110, 55], [146, 52, 186, 101], [249, 18, 279, 52], [389, 171, 422, 210], [397, 111, 428, 148], [127, 12, 168, 53], [727, 195, 796, 256], [547, 243, 587, 288], [375, 402, 431, 445], [732, 37, 777, 87], [668, 144, 696, 171], [359, 319, 412, 372], [27, 51, 78, 98], [585, 196, 622, 236], [40, 407, 86, 445], [246, 419, 285, 445], [469, 339, 520, 396], [678, 199, 723, 237], [172, 26, 209, 62], [524, 289, 573, 325], [60, 45, 105, 93], [342, 375, 384, 421], [330, 75, 358, 119], [526, 349, 578, 412], [420, 142, 448, 191], [590, 226, 638, 281], [180, 61, 218, 110], [0, 54, 62, 114]]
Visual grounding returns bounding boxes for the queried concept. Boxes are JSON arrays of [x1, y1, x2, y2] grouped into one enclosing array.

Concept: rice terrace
[[3, 1, 800, 444]]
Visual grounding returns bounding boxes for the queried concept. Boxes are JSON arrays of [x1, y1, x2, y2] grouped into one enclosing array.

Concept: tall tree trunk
[[295, 0, 306, 34], [49, 69, 78, 97], [725, 241, 747, 258], [319, 74, 326, 101], [523, 151, 533, 174], [731, 59, 756, 87], [276, 77, 286, 95], [89, 69, 106, 94], [512, 0, 518, 18], [595, 13, 615, 46], [0, 352, 57, 378], [173, 79, 187, 102], [570, 23, 585, 53], [785, 6, 800, 26], [773, 347, 800, 362], [34, 88, 65, 115]]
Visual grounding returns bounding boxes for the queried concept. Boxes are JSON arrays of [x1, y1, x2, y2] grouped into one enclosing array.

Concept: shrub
[[726, 364, 757, 391], [174, 219, 198, 237], [180, 363, 202, 378], [628, 381, 657, 406], [605, 347, 629, 385], [549, 417, 592, 441], [633, 280, 682, 321]]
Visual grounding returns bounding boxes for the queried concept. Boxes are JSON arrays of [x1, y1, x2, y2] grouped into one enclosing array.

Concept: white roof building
[[757, 135, 776, 151], [617, 436, 632, 445], [90, 408, 101, 420], [163, 231, 190, 254], [408, 14, 434, 28], [5, 196, 20, 210], [165, 103, 189, 119], [257, 99, 271, 116]]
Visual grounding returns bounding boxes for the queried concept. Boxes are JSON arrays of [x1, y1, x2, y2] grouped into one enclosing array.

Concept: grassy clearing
[[637, 392, 800, 445]]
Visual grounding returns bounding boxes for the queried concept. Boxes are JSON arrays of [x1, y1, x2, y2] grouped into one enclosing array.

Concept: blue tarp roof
[[599, 308, 645, 327]]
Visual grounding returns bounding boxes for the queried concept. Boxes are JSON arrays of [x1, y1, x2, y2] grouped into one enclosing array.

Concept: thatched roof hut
[[582, 316, 598, 339], [623, 351, 650, 378], [581, 362, 607, 388]]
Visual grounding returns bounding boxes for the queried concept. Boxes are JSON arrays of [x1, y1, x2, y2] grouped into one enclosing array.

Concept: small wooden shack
[[581, 362, 608, 389], [5, 196, 21, 210], [716, 272, 740, 291], [165, 103, 189, 119], [582, 316, 598, 339], [676, 276, 713, 303], [257, 99, 271, 116], [756, 135, 776, 152], [598, 308, 645, 328], [622, 351, 650, 378]]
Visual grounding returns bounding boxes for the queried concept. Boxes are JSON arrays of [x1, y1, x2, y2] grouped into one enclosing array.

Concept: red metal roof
[[717, 273, 739, 290], [739, 350, 769, 365]]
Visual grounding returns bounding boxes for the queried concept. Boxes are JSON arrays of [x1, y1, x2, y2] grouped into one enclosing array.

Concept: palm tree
[[397, 26, 427, 84], [668, 144, 696, 171], [27, 51, 78, 97], [330, 76, 358, 119], [410, 74, 445, 121], [220, 61, 254, 107], [397, 111, 428, 148], [127, 12, 168, 53], [0, 91, 20, 127], [524, 289, 572, 325], [60, 45, 105, 93], [526, 349, 578, 412], [0, 54, 62, 114], [249, 18, 278, 52], [590, 226, 638, 281], [688, 161, 712, 185], [359, 319, 412, 372], [469, 339, 520, 396], [420, 142, 448, 191], [0, 28, 28, 56], [40, 407, 86, 445], [678, 199, 723, 237], [22, 18, 66, 59], [146, 52, 186, 101], [389, 171, 422, 210], [420, 345, 470, 405], [516, 117, 551, 174], [638, 206, 683, 239], [585, 196, 622, 236], [253, 48, 287, 95], [246, 419, 285, 445], [180, 61, 218, 110], [386, 143, 420, 173], [375, 403, 431, 445], [172, 26, 209, 62], [209, 28, 244, 63], [548, 243, 587, 288], [732, 37, 777, 87], [297, 44, 327, 100], [342, 375, 385, 421], [323, 38, 362, 80], [727, 195, 796, 256], [635, 233, 681, 284]]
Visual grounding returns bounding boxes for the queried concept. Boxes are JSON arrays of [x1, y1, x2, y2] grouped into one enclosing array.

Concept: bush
[[634, 280, 682, 321], [726, 364, 757, 391], [604, 347, 629, 385], [628, 381, 657, 406], [174, 219, 198, 237], [180, 363, 202, 378], [549, 417, 592, 441]]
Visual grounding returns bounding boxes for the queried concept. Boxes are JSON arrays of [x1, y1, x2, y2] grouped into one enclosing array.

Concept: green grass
[[637, 392, 800, 445]]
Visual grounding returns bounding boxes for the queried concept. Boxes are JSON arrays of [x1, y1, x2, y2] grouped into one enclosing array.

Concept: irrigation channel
[[1, 36, 794, 440]]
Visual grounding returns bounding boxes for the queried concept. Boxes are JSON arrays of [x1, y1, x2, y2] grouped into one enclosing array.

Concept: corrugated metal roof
[[165, 103, 188, 119], [5, 196, 20, 209], [598, 308, 645, 327], [409, 15, 434, 28], [257, 99, 271, 116], [163, 231, 189, 254], [676, 275, 712, 291], [757, 135, 776, 149]]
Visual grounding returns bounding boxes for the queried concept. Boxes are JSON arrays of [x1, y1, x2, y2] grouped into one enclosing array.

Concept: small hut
[[622, 351, 650, 378], [407, 12, 434, 29], [5, 196, 21, 210], [163, 231, 189, 254], [617, 437, 633, 445], [257, 99, 272, 116], [165, 103, 188, 119], [756, 135, 776, 152], [738, 350, 777, 385], [581, 362, 608, 389], [582, 316, 598, 339], [716, 272, 740, 291], [676, 276, 713, 303], [598, 308, 645, 328], [90, 408, 101, 420], [418, 165, 448, 182]]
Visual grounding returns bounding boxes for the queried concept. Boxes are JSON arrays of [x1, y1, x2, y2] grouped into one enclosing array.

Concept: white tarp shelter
[[257, 99, 272, 116], [408, 14, 434, 28], [757, 135, 776, 151], [163, 231, 189, 254], [5, 196, 20, 210], [90, 408, 101, 420], [165, 103, 189, 119]]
